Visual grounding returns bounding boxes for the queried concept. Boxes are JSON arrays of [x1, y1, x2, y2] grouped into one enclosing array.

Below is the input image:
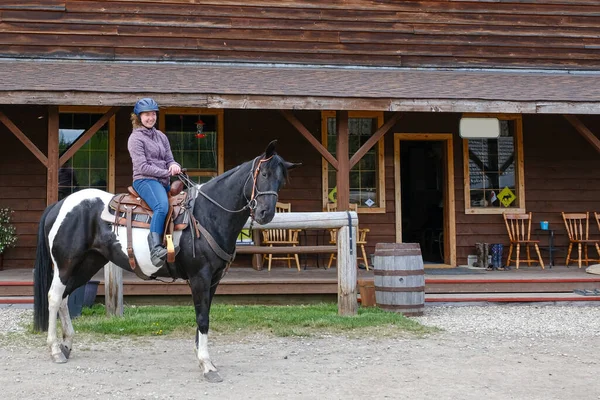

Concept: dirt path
[[1, 306, 599, 400]]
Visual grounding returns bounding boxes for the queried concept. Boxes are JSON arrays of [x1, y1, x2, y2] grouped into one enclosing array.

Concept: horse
[[33, 140, 299, 382]]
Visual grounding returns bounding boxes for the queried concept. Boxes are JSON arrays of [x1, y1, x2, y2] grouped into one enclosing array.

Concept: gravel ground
[[1, 304, 600, 399]]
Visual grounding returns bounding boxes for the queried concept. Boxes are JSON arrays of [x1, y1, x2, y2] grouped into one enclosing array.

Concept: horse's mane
[[198, 152, 288, 190]]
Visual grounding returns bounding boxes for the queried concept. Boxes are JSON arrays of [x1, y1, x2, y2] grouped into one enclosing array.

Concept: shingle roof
[[1, 60, 599, 112]]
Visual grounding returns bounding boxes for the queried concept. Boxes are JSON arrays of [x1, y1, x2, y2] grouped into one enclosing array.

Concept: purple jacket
[[127, 127, 180, 187]]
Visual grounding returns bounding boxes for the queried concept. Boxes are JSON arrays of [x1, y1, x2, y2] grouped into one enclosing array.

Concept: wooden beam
[[564, 115, 600, 154], [337, 225, 357, 316], [104, 262, 123, 317], [0, 111, 48, 167], [58, 106, 120, 167], [236, 245, 337, 254], [47, 106, 59, 205], [336, 110, 350, 211], [349, 113, 402, 169], [6, 91, 600, 115], [280, 110, 339, 170]]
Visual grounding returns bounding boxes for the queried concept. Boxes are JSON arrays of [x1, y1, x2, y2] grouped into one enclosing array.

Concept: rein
[[177, 155, 280, 278], [194, 155, 278, 219]]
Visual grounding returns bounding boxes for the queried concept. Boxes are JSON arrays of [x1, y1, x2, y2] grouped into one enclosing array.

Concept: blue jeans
[[133, 179, 170, 235]]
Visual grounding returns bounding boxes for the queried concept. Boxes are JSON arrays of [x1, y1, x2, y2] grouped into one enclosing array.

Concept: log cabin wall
[[2, 108, 600, 268], [453, 114, 600, 265], [1, 1, 600, 70], [0, 106, 51, 268]]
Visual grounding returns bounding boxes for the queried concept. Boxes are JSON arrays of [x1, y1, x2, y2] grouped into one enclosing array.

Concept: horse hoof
[[204, 371, 223, 383], [51, 352, 68, 364], [60, 344, 71, 359]]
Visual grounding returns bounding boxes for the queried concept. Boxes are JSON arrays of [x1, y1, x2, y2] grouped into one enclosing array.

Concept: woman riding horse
[[128, 97, 182, 268], [33, 140, 299, 382]]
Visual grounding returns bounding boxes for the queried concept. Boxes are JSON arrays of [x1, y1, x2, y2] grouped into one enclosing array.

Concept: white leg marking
[[47, 269, 67, 362], [58, 296, 74, 354], [196, 331, 217, 374]]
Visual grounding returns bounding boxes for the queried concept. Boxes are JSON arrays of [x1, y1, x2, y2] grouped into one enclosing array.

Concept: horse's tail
[[33, 203, 56, 332]]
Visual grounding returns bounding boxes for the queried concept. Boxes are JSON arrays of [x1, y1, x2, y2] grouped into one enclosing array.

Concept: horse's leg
[[57, 296, 75, 359], [47, 271, 67, 363], [190, 274, 222, 383]]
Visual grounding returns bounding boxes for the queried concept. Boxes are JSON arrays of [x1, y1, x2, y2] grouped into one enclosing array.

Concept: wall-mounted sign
[[459, 117, 500, 138], [497, 187, 516, 207], [328, 187, 337, 203]]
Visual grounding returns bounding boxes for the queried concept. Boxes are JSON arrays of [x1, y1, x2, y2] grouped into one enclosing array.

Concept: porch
[[2, 265, 600, 305]]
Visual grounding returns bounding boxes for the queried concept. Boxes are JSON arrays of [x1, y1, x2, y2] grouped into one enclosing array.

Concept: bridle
[[192, 154, 279, 222]]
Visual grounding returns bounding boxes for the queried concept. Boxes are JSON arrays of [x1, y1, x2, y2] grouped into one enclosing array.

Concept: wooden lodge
[[2, 1, 600, 296]]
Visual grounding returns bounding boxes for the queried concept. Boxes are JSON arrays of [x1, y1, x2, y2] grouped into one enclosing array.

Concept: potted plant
[[0, 208, 18, 270]]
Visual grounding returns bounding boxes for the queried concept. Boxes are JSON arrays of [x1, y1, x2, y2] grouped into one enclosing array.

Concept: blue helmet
[[133, 98, 159, 116]]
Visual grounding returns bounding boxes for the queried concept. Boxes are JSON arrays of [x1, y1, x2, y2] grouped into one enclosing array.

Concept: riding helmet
[[133, 98, 159, 116]]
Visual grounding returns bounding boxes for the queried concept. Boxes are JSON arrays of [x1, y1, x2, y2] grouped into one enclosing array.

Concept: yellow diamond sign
[[328, 187, 337, 203], [497, 187, 516, 208]]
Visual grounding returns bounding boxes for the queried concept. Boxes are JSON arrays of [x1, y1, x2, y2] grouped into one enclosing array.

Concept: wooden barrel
[[374, 243, 424, 316]]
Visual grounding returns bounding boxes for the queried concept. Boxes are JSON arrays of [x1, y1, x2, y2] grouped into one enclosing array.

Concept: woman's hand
[[168, 164, 182, 176]]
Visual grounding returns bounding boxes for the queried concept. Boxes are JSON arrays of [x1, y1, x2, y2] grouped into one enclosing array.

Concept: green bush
[[0, 208, 17, 254]]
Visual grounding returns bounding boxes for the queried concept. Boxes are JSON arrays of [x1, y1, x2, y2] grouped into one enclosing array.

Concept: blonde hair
[[130, 112, 144, 129]]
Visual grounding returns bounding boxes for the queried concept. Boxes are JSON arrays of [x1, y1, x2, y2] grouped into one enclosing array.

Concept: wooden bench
[[235, 245, 338, 270]]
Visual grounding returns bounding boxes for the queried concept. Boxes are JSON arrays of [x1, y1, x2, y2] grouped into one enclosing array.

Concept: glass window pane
[[467, 119, 517, 209], [58, 112, 109, 200], [325, 115, 381, 208], [165, 113, 219, 173]]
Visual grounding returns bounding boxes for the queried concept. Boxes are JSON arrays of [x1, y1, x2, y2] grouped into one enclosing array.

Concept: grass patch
[[71, 303, 436, 338]]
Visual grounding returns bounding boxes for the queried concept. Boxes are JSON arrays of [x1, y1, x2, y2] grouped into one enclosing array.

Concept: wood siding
[[1, 1, 600, 70], [0, 106, 50, 268], [2, 107, 600, 269]]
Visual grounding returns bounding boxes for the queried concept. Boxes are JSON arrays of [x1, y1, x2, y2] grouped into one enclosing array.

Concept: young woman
[[127, 98, 181, 267]]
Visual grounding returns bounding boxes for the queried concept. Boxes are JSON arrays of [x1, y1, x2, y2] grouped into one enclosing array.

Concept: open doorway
[[394, 134, 456, 266]]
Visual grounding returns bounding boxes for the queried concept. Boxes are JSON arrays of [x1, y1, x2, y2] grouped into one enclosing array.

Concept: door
[[394, 134, 456, 266]]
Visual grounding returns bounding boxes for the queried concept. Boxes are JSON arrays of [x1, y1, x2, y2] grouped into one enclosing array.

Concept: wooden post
[[46, 106, 59, 205], [337, 224, 357, 315], [104, 262, 123, 317], [336, 110, 350, 210]]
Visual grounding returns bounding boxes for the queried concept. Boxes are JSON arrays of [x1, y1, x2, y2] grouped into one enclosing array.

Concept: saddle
[[102, 180, 193, 270]]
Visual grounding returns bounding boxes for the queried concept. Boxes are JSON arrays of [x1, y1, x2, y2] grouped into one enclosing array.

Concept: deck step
[[2, 293, 600, 306], [425, 292, 600, 303], [0, 296, 33, 304]]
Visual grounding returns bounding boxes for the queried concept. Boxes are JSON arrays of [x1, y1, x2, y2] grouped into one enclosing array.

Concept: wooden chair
[[326, 202, 370, 270], [562, 212, 600, 268], [261, 202, 301, 271], [503, 212, 545, 269]]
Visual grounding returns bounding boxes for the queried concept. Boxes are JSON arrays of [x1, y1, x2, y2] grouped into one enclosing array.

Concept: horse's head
[[251, 140, 300, 224]]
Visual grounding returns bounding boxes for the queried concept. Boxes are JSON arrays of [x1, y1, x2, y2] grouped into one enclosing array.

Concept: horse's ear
[[265, 140, 277, 158], [284, 161, 302, 171]]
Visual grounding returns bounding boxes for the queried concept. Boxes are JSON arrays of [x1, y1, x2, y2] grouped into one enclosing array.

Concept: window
[[159, 108, 224, 184], [321, 111, 385, 213], [463, 114, 525, 214], [58, 107, 114, 200]]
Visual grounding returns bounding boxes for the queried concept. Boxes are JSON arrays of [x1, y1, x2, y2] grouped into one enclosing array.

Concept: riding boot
[[147, 232, 167, 268]]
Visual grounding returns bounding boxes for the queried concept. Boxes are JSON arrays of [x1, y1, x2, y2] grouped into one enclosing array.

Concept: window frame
[[57, 106, 116, 193], [158, 107, 224, 179], [321, 111, 386, 214], [462, 113, 525, 214]]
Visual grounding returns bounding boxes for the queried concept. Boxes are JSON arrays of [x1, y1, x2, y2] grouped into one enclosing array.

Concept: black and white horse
[[33, 141, 298, 382]]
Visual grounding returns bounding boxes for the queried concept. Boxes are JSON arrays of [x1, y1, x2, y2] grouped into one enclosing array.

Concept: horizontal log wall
[[454, 114, 600, 265], [1, 1, 600, 69], [0, 106, 49, 268], [2, 107, 600, 269]]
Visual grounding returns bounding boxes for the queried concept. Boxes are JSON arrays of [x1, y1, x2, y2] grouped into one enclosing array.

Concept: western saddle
[[102, 180, 194, 270]]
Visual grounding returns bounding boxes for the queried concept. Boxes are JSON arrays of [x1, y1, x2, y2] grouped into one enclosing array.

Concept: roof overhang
[[1, 59, 599, 114]]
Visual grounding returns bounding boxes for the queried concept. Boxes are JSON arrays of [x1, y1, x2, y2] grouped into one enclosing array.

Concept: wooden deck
[[2, 265, 600, 305]]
